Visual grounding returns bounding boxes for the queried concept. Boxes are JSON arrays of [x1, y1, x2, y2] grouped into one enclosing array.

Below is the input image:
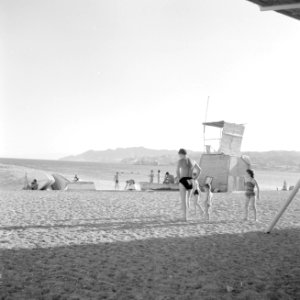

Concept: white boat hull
[[139, 182, 179, 191], [66, 182, 96, 191]]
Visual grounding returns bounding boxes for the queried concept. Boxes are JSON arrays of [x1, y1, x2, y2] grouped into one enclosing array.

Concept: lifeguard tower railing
[[203, 121, 245, 156]]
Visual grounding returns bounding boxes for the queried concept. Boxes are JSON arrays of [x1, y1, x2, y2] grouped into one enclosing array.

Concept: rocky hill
[[61, 148, 300, 171], [61, 147, 202, 165]]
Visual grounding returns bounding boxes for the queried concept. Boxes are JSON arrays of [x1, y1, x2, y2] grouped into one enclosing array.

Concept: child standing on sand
[[189, 172, 204, 216], [244, 169, 260, 221], [203, 183, 213, 221]]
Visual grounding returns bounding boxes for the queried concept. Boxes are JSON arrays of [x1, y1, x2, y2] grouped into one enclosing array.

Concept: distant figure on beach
[[114, 172, 120, 190], [203, 183, 213, 221], [125, 179, 135, 190], [149, 170, 154, 184], [176, 148, 201, 221], [23, 172, 30, 190], [163, 172, 171, 184], [163, 172, 175, 184], [244, 169, 260, 221], [157, 170, 161, 184], [282, 180, 287, 191], [30, 179, 39, 190], [189, 172, 204, 216], [73, 174, 79, 182], [164, 172, 170, 184]]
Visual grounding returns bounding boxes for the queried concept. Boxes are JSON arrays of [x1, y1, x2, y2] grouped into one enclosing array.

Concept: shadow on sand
[[1, 228, 299, 300]]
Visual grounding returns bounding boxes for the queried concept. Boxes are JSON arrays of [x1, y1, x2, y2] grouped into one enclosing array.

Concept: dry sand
[[0, 190, 299, 299]]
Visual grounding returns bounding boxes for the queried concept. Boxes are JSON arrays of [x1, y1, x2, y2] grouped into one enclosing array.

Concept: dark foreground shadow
[[0, 228, 299, 300]]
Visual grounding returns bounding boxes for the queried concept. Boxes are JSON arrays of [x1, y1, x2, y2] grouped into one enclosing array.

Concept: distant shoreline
[[1, 159, 299, 192], [1, 156, 300, 174]]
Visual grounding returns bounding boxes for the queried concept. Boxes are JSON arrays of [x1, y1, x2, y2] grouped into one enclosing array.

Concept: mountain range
[[60, 147, 300, 171], [61, 147, 202, 165]]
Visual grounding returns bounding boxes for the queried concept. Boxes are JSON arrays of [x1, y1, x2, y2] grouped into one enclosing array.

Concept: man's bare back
[[176, 157, 194, 179]]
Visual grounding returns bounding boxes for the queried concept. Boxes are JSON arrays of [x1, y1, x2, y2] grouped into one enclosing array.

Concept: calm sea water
[[0, 158, 174, 190], [0, 158, 299, 190]]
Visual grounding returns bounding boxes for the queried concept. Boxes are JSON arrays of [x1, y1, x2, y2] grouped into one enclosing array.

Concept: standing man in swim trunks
[[114, 172, 120, 190], [176, 148, 201, 221]]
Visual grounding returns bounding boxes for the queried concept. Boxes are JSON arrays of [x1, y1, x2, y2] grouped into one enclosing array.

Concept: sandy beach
[[2, 0, 300, 299], [0, 190, 299, 299]]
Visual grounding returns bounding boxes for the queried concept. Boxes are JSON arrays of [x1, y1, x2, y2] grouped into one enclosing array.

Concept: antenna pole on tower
[[205, 96, 210, 123], [203, 96, 210, 152]]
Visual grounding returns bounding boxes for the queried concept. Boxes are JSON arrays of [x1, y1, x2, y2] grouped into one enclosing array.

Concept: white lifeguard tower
[[199, 121, 250, 192]]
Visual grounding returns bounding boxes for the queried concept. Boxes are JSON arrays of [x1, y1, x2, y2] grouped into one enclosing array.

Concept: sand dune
[[0, 190, 299, 299]]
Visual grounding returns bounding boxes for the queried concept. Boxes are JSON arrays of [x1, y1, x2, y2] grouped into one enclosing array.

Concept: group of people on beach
[[149, 170, 175, 184], [113, 173, 136, 190], [176, 148, 260, 222], [111, 148, 260, 222], [112, 148, 260, 222], [113, 169, 175, 190]]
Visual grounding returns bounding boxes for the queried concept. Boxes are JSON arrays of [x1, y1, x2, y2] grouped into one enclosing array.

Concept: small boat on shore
[[139, 182, 179, 191], [52, 173, 96, 191], [66, 181, 96, 191]]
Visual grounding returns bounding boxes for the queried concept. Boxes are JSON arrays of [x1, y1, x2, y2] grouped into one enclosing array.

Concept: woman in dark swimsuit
[[244, 169, 260, 221]]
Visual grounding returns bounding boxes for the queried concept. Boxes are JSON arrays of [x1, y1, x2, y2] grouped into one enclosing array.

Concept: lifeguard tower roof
[[203, 120, 245, 128], [203, 121, 245, 156], [203, 121, 226, 128]]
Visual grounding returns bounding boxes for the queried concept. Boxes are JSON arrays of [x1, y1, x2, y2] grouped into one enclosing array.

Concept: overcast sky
[[1, 0, 300, 159]]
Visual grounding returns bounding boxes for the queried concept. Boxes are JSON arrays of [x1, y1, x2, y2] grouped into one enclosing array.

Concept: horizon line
[[1, 148, 300, 161]]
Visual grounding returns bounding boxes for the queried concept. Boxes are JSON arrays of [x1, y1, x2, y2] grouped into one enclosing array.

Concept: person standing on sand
[[114, 172, 120, 190], [244, 169, 260, 221], [157, 170, 161, 184], [189, 172, 204, 217], [203, 183, 213, 221], [149, 170, 154, 184], [176, 148, 201, 221]]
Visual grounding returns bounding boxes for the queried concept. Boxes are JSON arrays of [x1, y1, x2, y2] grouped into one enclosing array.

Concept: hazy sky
[[1, 0, 300, 159]]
